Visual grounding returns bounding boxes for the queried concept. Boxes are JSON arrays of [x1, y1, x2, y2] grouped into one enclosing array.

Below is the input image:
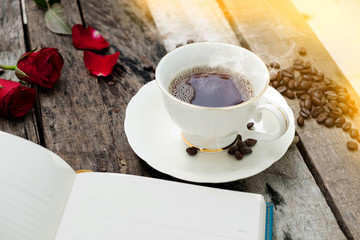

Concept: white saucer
[[124, 80, 295, 183]]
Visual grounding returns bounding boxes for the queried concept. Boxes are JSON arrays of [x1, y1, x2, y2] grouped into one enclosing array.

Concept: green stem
[[0, 65, 16, 71]]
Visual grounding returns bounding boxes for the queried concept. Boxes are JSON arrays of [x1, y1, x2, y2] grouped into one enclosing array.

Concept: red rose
[[16, 48, 64, 88], [0, 79, 36, 118]]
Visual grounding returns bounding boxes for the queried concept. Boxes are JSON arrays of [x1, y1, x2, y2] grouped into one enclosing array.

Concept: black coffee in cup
[[169, 66, 254, 107]]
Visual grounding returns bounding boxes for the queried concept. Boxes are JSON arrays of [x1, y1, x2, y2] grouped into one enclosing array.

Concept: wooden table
[[1, 0, 359, 239]]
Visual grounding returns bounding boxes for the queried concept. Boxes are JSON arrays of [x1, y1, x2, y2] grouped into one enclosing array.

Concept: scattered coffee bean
[[142, 64, 154, 71], [324, 117, 335, 128], [245, 138, 257, 146], [228, 146, 238, 155], [236, 140, 247, 148], [294, 58, 303, 65], [300, 81, 311, 90], [311, 106, 325, 118], [316, 112, 328, 124], [247, 122, 254, 129], [293, 64, 304, 70], [176, 43, 183, 48], [347, 141, 358, 150], [234, 151, 243, 160], [297, 116, 304, 127], [337, 102, 349, 114], [298, 47, 307, 55], [240, 147, 252, 154], [186, 39, 194, 44], [270, 62, 280, 69], [186, 147, 198, 156], [311, 96, 323, 106], [304, 98, 312, 110], [350, 129, 359, 138], [277, 86, 287, 94], [237, 134, 242, 141], [342, 122, 352, 131], [285, 89, 295, 99], [107, 81, 115, 86], [334, 117, 346, 127], [300, 108, 310, 118]]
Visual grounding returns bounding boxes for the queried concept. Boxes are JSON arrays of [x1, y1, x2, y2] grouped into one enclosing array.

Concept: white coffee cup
[[156, 42, 291, 151]]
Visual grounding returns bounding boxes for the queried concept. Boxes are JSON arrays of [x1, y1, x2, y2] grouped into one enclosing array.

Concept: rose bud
[[0, 79, 36, 118], [16, 48, 64, 88]]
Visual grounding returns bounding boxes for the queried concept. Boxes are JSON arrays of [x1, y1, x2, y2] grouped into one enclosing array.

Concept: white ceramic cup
[[156, 42, 290, 151]]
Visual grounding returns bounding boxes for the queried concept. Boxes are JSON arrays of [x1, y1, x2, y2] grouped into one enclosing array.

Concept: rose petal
[[83, 51, 120, 77], [72, 24, 109, 51]]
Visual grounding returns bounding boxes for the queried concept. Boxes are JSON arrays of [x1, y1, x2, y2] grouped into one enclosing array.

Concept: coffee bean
[[311, 96, 323, 106], [300, 94, 311, 100], [280, 77, 290, 86], [270, 62, 280, 69], [247, 122, 254, 129], [293, 64, 304, 70], [311, 106, 325, 118], [288, 80, 295, 89], [346, 141, 358, 150], [316, 112, 328, 124], [186, 147, 198, 156], [327, 102, 338, 111], [237, 134, 242, 141], [342, 122, 352, 131], [272, 81, 280, 88], [285, 89, 295, 99], [317, 72, 324, 80], [240, 147, 252, 154], [107, 81, 116, 86], [329, 110, 342, 119], [350, 129, 359, 138], [142, 64, 154, 71], [300, 108, 310, 118], [187, 39, 194, 44], [294, 58, 303, 65], [349, 109, 355, 118], [296, 90, 306, 98], [307, 87, 318, 95], [299, 69, 311, 75], [245, 138, 257, 146], [312, 75, 322, 82], [337, 102, 349, 114], [236, 140, 247, 148], [277, 86, 287, 94], [297, 115, 304, 127], [310, 67, 318, 75], [176, 43, 183, 48], [318, 84, 329, 92], [298, 47, 307, 55], [228, 145, 238, 155], [282, 70, 294, 78], [303, 61, 311, 69], [303, 98, 311, 110], [337, 93, 349, 102], [234, 151, 244, 160], [324, 117, 335, 128], [300, 100, 305, 109], [335, 117, 346, 127], [300, 81, 311, 90], [312, 90, 322, 99]]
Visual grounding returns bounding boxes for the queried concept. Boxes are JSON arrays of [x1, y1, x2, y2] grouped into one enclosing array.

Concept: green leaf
[[34, 0, 61, 8], [15, 67, 28, 79], [44, 3, 72, 35], [0, 84, 4, 89]]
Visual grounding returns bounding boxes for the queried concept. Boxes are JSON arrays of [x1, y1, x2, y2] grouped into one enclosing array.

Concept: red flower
[[0, 79, 36, 118], [16, 48, 64, 88], [83, 51, 120, 77], [72, 24, 109, 51]]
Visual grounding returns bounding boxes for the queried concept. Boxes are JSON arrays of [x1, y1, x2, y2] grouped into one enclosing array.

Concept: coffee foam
[[169, 66, 254, 104]]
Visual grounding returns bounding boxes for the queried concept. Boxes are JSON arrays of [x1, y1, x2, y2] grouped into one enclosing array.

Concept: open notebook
[[0, 131, 272, 240]]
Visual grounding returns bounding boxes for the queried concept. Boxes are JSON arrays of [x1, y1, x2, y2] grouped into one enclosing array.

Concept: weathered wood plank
[[77, 0, 167, 176], [146, 0, 346, 238], [0, 0, 39, 143], [24, 0, 121, 172], [220, 0, 360, 238]]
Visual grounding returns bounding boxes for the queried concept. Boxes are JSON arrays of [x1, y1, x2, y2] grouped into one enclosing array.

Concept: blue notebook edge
[[265, 203, 273, 240]]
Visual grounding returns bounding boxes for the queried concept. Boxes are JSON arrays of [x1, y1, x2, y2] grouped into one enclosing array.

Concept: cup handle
[[245, 102, 290, 141]]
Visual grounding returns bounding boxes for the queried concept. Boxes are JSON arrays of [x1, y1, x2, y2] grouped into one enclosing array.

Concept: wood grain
[[77, 0, 168, 176], [146, 0, 345, 238], [220, 0, 360, 238], [24, 0, 121, 172], [0, 0, 39, 143]]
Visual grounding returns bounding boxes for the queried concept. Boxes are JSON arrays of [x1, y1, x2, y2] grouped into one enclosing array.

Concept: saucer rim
[[124, 80, 295, 183]]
